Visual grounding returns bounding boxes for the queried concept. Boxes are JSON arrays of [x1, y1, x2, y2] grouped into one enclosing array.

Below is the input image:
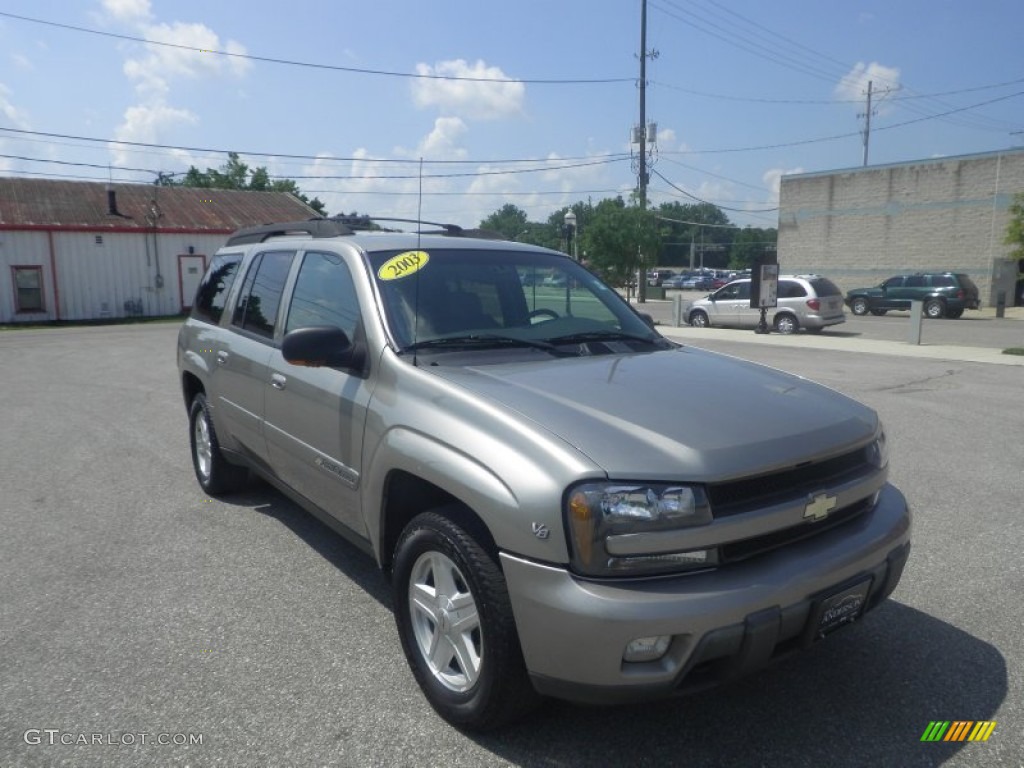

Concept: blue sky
[[0, 0, 1021, 229]]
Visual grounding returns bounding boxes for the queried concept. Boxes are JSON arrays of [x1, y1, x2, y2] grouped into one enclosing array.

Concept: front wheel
[[689, 310, 710, 328], [393, 510, 540, 730], [850, 297, 870, 316]]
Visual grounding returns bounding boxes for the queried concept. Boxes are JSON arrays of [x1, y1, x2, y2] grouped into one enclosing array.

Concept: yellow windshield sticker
[[378, 251, 429, 281]]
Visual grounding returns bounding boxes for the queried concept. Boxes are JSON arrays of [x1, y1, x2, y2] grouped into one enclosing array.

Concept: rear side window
[[930, 275, 955, 288], [231, 250, 295, 339], [192, 253, 241, 324], [809, 278, 841, 297], [779, 280, 807, 298]]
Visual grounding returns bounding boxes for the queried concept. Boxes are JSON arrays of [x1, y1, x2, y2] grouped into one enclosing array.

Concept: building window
[[12, 266, 45, 312], [95, 235, 104, 245]]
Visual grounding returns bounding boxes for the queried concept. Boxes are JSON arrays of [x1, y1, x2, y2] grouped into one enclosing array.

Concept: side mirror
[[282, 325, 357, 368], [638, 312, 656, 329]]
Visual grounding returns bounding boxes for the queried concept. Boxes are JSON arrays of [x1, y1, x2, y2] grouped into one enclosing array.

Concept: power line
[[652, 169, 779, 213], [0, 11, 632, 85], [0, 127, 631, 167]]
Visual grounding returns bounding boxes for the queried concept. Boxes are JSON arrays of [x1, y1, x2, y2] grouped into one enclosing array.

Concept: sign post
[[750, 255, 779, 334]]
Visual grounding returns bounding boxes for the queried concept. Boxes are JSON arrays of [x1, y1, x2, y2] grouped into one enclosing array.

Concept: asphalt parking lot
[[2, 321, 1022, 767]]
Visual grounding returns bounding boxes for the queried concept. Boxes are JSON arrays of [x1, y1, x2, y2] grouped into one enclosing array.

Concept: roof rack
[[225, 215, 509, 246], [225, 218, 354, 246]]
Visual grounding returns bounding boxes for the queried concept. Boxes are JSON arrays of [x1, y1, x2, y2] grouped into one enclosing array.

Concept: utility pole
[[861, 80, 873, 167], [637, 0, 649, 303]]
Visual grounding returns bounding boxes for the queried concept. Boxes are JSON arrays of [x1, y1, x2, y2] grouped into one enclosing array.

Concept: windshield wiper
[[545, 330, 663, 346], [402, 334, 568, 355]]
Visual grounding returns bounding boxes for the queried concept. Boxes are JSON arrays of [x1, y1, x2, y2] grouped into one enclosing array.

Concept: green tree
[[1005, 192, 1024, 259], [480, 203, 529, 240], [729, 226, 778, 270], [580, 197, 660, 287], [173, 152, 326, 215], [653, 201, 733, 269]]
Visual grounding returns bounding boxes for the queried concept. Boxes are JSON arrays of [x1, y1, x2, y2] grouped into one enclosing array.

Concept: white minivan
[[687, 274, 846, 334]]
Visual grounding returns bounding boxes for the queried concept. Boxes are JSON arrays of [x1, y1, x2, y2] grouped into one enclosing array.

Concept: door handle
[[270, 373, 287, 390], [216, 351, 228, 365]]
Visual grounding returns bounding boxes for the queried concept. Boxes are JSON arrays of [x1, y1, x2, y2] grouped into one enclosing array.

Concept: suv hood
[[429, 347, 877, 481]]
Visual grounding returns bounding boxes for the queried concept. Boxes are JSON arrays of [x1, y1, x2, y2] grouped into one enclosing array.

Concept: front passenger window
[[286, 251, 361, 338]]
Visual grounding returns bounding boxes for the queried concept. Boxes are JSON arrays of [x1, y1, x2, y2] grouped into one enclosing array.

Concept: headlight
[[866, 427, 889, 470], [566, 483, 714, 577]]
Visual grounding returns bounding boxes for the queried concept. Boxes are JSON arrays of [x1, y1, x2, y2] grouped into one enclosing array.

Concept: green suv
[[845, 272, 980, 319]]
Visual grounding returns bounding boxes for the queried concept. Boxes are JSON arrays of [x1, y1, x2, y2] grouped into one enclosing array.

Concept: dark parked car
[[845, 273, 980, 319]]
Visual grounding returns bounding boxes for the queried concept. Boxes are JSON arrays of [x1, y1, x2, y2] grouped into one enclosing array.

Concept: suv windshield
[[368, 248, 661, 354]]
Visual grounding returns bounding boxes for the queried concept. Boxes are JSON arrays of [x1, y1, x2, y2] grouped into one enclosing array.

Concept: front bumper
[[501, 483, 910, 705]]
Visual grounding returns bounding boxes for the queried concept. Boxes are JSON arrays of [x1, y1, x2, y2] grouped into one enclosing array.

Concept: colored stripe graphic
[[921, 722, 949, 742], [920, 721, 996, 742]]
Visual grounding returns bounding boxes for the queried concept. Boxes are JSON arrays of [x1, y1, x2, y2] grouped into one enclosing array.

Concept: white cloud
[[412, 59, 525, 120], [0, 83, 31, 173], [10, 53, 33, 72], [101, 0, 152, 23], [122, 20, 251, 97], [835, 62, 901, 110], [762, 167, 804, 203], [109, 103, 198, 167]]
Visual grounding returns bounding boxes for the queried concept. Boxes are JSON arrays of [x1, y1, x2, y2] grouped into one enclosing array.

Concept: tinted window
[[905, 275, 927, 287], [232, 250, 294, 338], [930, 275, 955, 288], [809, 278, 841, 297], [883, 277, 903, 289], [286, 251, 361, 337], [192, 253, 241, 324], [779, 280, 807, 298]]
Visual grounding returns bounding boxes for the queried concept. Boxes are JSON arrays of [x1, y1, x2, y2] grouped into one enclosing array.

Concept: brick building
[[0, 178, 319, 323], [777, 148, 1024, 306]]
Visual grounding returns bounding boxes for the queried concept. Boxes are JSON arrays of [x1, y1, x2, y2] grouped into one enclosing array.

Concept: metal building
[[0, 178, 319, 323], [778, 148, 1024, 307]]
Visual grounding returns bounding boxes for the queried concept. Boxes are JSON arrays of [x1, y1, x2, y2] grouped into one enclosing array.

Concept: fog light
[[624, 635, 672, 663]]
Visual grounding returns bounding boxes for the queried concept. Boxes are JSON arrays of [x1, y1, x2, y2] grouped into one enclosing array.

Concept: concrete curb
[[657, 324, 1024, 366]]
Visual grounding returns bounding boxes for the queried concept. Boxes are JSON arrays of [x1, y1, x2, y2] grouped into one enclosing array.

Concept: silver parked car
[[687, 275, 846, 334], [177, 219, 908, 729]]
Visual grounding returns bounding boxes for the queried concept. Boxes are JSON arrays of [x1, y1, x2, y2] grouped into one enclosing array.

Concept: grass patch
[[1002, 347, 1024, 356], [0, 315, 185, 332]]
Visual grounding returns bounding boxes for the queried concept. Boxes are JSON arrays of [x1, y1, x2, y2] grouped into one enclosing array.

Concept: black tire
[[850, 297, 870, 316], [689, 310, 710, 328], [393, 510, 540, 730], [869, 308, 888, 316], [189, 392, 248, 495], [945, 308, 964, 319], [774, 313, 799, 334], [924, 298, 946, 319]]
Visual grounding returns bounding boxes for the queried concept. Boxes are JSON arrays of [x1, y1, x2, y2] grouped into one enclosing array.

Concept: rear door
[[216, 250, 295, 464]]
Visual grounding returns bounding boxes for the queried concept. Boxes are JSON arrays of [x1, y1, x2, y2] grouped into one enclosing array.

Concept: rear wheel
[[774, 313, 799, 334], [393, 510, 540, 730], [850, 297, 870, 316], [924, 298, 946, 319], [689, 310, 709, 328], [189, 393, 248, 495]]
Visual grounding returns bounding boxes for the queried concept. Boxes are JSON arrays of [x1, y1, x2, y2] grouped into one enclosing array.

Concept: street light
[[563, 211, 578, 260]]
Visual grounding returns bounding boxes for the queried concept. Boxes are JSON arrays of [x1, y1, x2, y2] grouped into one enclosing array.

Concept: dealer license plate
[[812, 579, 871, 639]]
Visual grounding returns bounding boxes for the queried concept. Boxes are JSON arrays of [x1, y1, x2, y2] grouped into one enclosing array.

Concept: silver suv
[[177, 218, 909, 729], [687, 274, 846, 334]]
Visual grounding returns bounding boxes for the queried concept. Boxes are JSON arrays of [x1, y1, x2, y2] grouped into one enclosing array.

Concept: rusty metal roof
[[0, 177, 320, 232]]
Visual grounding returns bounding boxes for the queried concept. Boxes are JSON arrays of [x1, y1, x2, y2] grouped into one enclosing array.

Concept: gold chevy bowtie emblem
[[804, 493, 837, 521]]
